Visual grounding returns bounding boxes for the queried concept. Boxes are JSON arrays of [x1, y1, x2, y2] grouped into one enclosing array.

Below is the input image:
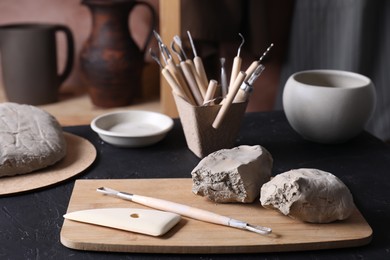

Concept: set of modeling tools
[[151, 30, 273, 129]]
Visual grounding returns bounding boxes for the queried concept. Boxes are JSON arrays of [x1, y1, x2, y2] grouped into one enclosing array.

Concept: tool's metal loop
[[237, 33, 245, 57]]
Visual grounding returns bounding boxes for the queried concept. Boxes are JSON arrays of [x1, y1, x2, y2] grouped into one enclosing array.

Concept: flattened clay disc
[[0, 102, 66, 176], [0, 132, 96, 196]]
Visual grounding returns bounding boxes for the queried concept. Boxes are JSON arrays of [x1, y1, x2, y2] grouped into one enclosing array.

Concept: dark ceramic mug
[[0, 23, 74, 105]]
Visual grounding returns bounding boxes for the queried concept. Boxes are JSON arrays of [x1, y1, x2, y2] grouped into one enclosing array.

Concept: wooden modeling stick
[[180, 61, 204, 106], [166, 59, 197, 105], [187, 31, 209, 92], [203, 79, 218, 105], [161, 68, 188, 102], [150, 47, 196, 105], [173, 35, 207, 98], [212, 71, 246, 129], [152, 31, 197, 105], [186, 59, 207, 98], [171, 37, 204, 105], [229, 33, 245, 88]]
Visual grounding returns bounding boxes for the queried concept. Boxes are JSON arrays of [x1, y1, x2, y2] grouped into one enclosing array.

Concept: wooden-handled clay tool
[[180, 61, 204, 105], [212, 71, 246, 129], [165, 60, 197, 105], [244, 43, 273, 81], [173, 35, 207, 98], [171, 40, 203, 105], [187, 31, 209, 91], [153, 31, 196, 105], [97, 187, 272, 236], [229, 33, 245, 88], [149, 48, 189, 102], [202, 79, 218, 105], [234, 64, 265, 103]]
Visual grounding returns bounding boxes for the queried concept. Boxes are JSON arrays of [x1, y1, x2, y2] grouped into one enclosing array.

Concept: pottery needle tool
[[244, 43, 273, 80], [202, 79, 218, 105], [97, 187, 272, 236], [229, 33, 245, 88], [187, 30, 209, 90], [149, 48, 190, 103], [173, 35, 207, 98], [220, 58, 228, 98], [212, 71, 246, 129], [234, 64, 265, 103]]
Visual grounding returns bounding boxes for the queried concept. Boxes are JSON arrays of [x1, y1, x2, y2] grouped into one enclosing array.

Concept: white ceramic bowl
[[91, 110, 174, 147], [283, 70, 376, 144]]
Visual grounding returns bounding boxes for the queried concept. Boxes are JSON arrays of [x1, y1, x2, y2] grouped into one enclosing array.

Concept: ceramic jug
[[80, 0, 156, 108], [0, 23, 74, 105]]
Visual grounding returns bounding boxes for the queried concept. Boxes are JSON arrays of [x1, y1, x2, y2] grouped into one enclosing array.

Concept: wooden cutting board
[[60, 179, 372, 254]]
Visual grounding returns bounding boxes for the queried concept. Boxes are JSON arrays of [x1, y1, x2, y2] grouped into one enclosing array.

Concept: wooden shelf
[[0, 85, 161, 127]]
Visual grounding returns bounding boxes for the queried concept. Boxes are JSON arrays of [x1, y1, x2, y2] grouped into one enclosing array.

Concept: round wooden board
[[0, 132, 97, 196]]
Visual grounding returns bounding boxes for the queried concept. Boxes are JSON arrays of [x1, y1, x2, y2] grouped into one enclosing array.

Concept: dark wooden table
[[1, 111, 389, 259]]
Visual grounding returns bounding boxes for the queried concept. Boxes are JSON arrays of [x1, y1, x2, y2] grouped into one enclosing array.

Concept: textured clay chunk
[[260, 168, 355, 223], [0, 102, 66, 177], [191, 145, 273, 203]]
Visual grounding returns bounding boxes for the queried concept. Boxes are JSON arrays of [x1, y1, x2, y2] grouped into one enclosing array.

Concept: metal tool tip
[[153, 30, 162, 42], [237, 33, 245, 56], [246, 224, 272, 235], [97, 187, 118, 195]]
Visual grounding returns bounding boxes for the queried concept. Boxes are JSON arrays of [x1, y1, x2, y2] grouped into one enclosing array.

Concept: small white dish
[[91, 110, 174, 147]]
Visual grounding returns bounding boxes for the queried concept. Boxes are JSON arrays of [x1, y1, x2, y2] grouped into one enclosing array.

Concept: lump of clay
[[260, 168, 354, 223], [192, 145, 273, 203], [0, 102, 66, 177]]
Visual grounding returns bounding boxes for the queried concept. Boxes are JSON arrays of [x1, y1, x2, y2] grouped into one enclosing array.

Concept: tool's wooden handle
[[229, 56, 242, 88], [186, 59, 207, 98], [212, 71, 246, 129], [162, 68, 188, 102], [244, 61, 259, 81], [166, 59, 196, 105], [203, 80, 218, 105], [132, 194, 231, 226], [180, 61, 203, 105], [194, 57, 209, 91], [233, 88, 248, 103]]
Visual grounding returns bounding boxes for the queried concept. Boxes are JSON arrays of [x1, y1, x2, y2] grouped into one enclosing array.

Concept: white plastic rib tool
[[97, 187, 272, 236], [64, 208, 181, 236]]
